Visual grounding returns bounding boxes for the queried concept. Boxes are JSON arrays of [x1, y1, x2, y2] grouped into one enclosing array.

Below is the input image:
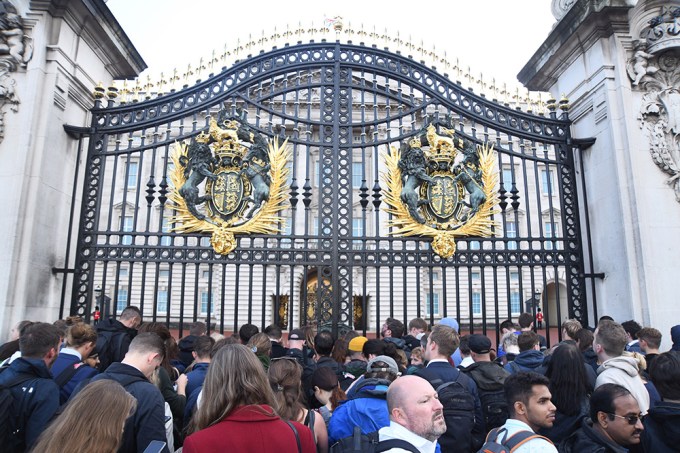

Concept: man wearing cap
[[328, 355, 400, 444], [461, 334, 511, 430], [346, 336, 368, 378], [415, 324, 485, 451]]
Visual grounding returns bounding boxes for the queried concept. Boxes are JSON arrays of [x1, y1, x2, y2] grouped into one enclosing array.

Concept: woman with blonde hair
[[31, 379, 136, 453], [51, 322, 98, 403], [248, 332, 273, 370], [269, 358, 329, 452], [184, 344, 316, 452]]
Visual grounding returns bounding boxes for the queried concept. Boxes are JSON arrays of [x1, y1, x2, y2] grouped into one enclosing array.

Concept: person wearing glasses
[[560, 383, 644, 453]]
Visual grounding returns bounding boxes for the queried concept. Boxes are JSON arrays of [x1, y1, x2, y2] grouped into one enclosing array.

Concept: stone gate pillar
[[519, 0, 680, 348]]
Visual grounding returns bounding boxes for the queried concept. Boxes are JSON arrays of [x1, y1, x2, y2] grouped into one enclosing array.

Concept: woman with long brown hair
[[184, 344, 316, 452], [31, 379, 136, 453], [269, 358, 329, 452]]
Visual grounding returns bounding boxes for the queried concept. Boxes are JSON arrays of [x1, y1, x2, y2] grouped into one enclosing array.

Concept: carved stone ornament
[[630, 7, 680, 202], [381, 120, 499, 258], [168, 110, 291, 255], [551, 0, 577, 21], [0, 0, 33, 143]]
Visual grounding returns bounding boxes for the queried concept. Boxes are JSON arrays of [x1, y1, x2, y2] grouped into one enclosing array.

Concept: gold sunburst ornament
[[168, 113, 291, 255], [382, 124, 499, 258]]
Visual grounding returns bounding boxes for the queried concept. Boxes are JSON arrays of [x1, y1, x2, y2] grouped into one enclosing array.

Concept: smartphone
[[143, 440, 167, 453]]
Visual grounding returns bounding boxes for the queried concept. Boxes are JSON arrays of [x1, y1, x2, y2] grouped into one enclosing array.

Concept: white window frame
[[506, 221, 518, 250], [126, 161, 139, 190], [200, 291, 214, 315], [541, 168, 555, 195], [352, 162, 364, 188], [510, 291, 521, 315], [472, 291, 482, 315], [121, 216, 134, 245], [116, 287, 128, 313], [426, 293, 440, 316], [157, 289, 168, 314]]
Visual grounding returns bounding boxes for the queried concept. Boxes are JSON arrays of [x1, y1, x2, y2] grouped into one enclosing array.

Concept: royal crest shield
[[168, 110, 291, 255], [382, 121, 499, 258]]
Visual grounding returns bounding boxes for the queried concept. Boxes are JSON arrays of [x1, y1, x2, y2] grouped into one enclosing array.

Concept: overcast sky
[[107, 1, 557, 92]]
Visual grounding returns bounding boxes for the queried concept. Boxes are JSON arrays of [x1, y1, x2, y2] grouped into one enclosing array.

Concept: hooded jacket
[[79, 362, 169, 453], [0, 357, 60, 450], [596, 356, 650, 414], [504, 350, 546, 374], [559, 418, 629, 453], [328, 377, 392, 444], [462, 360, 509, 391], [642, 400, 680, 453], [671, 325, 680, 352], [177, 334, 199, 368]]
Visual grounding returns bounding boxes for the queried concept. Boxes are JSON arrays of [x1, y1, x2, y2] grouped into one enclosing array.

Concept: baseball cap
[[288, 329, 304, 341], [348, 336, 368, 352], [367, 355, 399, 375], [468, 334, 492, 354]]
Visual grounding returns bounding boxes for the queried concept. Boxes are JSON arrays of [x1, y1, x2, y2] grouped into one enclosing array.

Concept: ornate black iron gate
[[60, 41, 593, 340]]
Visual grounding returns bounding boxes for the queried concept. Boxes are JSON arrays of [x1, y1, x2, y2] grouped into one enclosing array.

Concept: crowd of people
[[0, 308, 679, 453]]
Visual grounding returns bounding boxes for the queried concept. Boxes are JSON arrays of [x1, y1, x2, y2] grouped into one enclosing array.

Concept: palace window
[[157, 290, 168, 314], [426, 293, 440, 316], [126, 161, 138, 190], [121, 216, 134, 245], [116, 287, 128, 313], [472, 292, 482, 315], [352, 162, 363, 188]]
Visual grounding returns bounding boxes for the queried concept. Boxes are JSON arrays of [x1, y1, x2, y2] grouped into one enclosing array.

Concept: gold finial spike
[[220, 44, 228, 63], [158, 72, 167, 94], [465, 66, 472, 88], [93, 81, 105, 100], [502, 83, 509, 105], [170, 68, 179, 89], [358, 23, 367, 38], [283, 23, 292, 39]]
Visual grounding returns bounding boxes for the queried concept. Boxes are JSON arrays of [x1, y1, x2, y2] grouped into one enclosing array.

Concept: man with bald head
[[378, 375, 447, 452]]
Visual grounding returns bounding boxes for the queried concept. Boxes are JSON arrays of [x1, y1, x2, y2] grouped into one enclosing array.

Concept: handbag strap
[[285, 420, 302, 453]]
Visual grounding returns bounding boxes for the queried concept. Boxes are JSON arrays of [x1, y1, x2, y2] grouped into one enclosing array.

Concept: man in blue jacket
[[74, 332, 169, 453], [0, 322, 61, 451]]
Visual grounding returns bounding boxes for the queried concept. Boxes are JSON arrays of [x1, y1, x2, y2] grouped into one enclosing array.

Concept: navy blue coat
[[50, 351, 97, 403], [0, 357, 60, 450], [185, 362, 209, 398], [73, 362, 169, 453]]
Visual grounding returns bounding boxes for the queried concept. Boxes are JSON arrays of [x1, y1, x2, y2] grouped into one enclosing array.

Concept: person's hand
[[176, 373, 188, 396]]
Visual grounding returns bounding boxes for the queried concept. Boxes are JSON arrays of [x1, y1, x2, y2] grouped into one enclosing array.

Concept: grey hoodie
[[595, 355, 650, 414]]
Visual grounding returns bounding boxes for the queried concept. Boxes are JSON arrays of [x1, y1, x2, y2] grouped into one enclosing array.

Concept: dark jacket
[[402, 334, 421, 351], [96, 318, 136, 372], [383, 336, 408, 352], [0, 338, 19, 361], [185, 362, 209, 398], [270, 340, 287, 359], [80, 362, 169, 453], [505, 350, 546, 374], [157, 366, 185, 424], [344, 358, 367, 379], [177, 335, 199, 368], [462, 360, 509, 391], [642, 400, 680, 453], [559, 419, 629, 453], [540, 397, 589, 445], [50, 350, 97, 403], [0, 357, 60, 451], [671, 325, 680, 351], [584, 348, 599, 373]]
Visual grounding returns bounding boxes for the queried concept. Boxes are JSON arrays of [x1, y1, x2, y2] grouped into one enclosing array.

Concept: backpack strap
[[504, 430, 553, 452], [375, 438, 420, 453], [53, 362, 84, 388], [284, 420, 302, 453]]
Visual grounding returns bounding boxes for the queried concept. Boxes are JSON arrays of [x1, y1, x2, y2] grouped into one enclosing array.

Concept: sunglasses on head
[[607, 412, 643, 425]]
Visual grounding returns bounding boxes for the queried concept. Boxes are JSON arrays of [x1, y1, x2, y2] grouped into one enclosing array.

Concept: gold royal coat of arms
[[168, 111, 290, 254], [382, 120, 499, 258]]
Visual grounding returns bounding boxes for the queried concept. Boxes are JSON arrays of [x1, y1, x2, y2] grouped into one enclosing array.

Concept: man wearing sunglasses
[[560, 383, 644, 452]]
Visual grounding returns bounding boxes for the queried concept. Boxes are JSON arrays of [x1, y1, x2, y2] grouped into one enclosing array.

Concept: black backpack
[[477, 427, 552, 453], [416, 370, 479, 453], [477, 387, 509, 431], [96, 330, 127, 372], [0, 370, 37, 453], [330, 426, 420, 453]]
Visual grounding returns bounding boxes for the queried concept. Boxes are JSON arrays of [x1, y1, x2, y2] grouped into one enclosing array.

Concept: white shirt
[[378, 421, 438, 453], [494, 419, 557, 453], [60, 347, 82, 360], [459, 356, 475, 368]]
